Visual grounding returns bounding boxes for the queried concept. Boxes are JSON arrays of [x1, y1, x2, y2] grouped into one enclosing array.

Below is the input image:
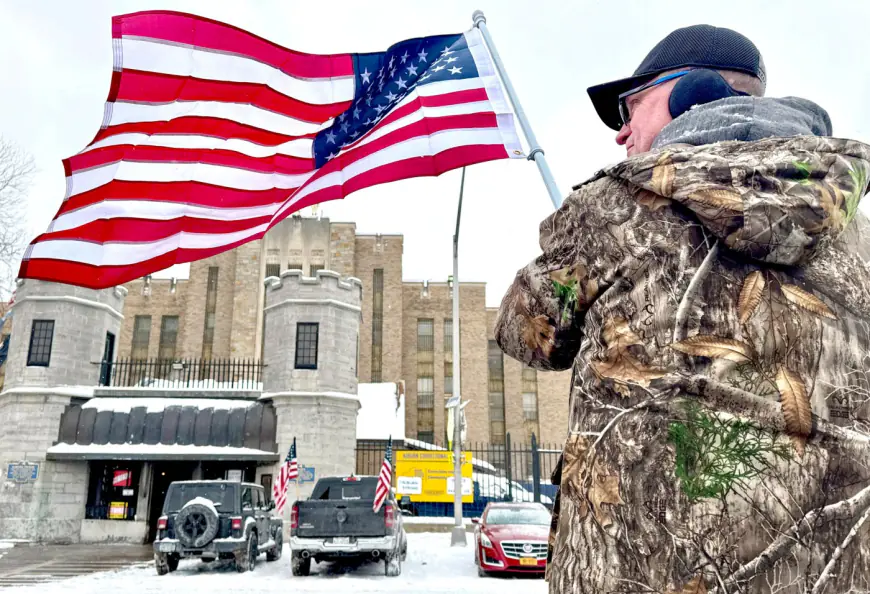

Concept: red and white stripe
[[373, 457, 392, 514], [20, 11, 522, 288]]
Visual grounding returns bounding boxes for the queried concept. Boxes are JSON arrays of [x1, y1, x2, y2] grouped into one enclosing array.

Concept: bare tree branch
[[811, 502, 870, 594], [0, 137, 34, 298]]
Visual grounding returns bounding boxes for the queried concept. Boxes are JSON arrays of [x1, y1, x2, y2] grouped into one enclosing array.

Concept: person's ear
[[668, 69, 747, 120]]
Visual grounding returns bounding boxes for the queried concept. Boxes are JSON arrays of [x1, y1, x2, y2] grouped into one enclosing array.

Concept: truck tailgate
[[296, 500, 387, 538]]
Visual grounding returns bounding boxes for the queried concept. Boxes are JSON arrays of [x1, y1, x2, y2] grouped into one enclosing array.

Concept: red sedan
[[473, 502, 550, 577]]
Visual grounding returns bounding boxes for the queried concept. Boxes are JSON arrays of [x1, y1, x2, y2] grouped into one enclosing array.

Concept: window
[[85, 462, 141, 521], [241, 486, 253, 510], [295, 323, 319, 369], [371, 269, 384, 382], [309, 264, 324, 276], [417, 319, 435, 440], [522, 367, 540, 442], [261, 474, 273, 502], [201, 267, 219, 360], [158, 316, 179, 361], [287, 262, 304, 271], [488, 340, 506, 445], [254, 488, 264, 509], [131, 316, 151, 360], [27, 320, 55, 366], [265, 263, 280, 278], [444, 318, 453, 394]]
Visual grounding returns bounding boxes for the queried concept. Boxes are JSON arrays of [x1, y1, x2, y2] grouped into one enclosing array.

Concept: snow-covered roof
[[82, 397, 257, 413], [46, 443, 278, 462], [356, 383, 405, 440]]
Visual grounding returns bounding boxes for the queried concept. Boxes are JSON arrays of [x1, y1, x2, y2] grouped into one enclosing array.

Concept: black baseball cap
[[588, 24, 766, 131]]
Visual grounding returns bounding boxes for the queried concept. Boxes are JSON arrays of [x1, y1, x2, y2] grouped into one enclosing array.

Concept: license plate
[[158, 543, 175, 553], [332, 537, 350, 545], [520, 557, 538, 566]]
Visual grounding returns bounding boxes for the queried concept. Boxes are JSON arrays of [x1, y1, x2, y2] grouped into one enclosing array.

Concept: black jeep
[[153, 480, 283, 574]]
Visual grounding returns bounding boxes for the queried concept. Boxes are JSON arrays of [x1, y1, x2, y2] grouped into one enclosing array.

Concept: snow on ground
[[1, 533, 546, 594]]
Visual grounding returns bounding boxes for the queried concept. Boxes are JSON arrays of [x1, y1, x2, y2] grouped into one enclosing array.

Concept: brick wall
[[329, 222, 357, 278], [354, 235, 403, 385], [401, 282, 488, 444], [119, 278, 187, 360], [229, 240, 263, 359]]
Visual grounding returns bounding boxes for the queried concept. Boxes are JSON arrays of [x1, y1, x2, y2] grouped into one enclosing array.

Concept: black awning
[[47, 398, 278, 462]]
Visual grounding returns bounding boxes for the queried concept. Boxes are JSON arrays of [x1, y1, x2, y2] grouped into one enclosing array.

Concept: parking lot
[[0, 534, 545, 593]]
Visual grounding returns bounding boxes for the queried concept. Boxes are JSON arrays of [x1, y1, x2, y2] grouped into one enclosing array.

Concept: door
[[148, 462, 197, 542], [254, 488, 270, 544], [99, 332, 115, 386]]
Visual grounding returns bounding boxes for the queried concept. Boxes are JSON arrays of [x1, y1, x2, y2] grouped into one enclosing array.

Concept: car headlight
[[480, 533, 493, 548]]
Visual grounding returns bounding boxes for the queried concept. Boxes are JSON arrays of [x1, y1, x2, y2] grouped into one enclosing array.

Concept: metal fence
[[355, 434, 562, 518], [98, 358, 263, 389]]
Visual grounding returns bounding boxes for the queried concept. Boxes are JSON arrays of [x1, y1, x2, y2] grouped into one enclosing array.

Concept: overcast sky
[[3, 0, 870, 306]]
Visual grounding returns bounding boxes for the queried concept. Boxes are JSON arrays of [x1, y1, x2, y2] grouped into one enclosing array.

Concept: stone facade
[[262, 270, 362, 509], [0, 279, 127, 542]]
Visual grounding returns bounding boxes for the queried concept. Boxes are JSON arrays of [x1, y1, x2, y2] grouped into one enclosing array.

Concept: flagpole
[[450, 168, 467, 547], [472, 10, 562, 210]]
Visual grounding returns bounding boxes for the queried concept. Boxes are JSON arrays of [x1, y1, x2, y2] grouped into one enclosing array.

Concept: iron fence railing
[[98, 358, 263, 389], [356, 433, 562, 518]]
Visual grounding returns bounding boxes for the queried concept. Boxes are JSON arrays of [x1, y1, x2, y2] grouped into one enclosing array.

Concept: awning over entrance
[[47, 398, 279, 462]]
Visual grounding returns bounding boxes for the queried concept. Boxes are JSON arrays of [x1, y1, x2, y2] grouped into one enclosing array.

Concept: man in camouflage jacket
[[495, 25, 870, 594]]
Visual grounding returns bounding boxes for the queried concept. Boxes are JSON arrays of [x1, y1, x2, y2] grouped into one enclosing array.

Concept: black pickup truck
[[289, 476, 407, 577]]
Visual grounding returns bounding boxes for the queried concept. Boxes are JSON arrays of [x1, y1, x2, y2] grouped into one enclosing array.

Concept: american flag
[[273, 438, 298, 514], [19, 11, 524, 289], [373, 436, 393, 513]]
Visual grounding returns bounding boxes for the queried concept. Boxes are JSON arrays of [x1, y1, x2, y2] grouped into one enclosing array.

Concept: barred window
[[371, 269, 384, 382], [287, 262, 304, 272], [201, 267, 219, 360], [488, 340, 506, 445], [309, 264, 324, 276], [265, 263, 280, 278], [131, 315, 151, 360], [27, 320, 55, 367], [295, 323, 319, 369], [158, 316, 179, 361], [416, 319, 435, 439]]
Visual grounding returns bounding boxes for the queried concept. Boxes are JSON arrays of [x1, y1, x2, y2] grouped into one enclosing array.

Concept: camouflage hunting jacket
[[495, 98, 870, 594]]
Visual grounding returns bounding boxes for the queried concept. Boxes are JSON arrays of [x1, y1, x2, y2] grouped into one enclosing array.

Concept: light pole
[[449, 167, 466, 547]]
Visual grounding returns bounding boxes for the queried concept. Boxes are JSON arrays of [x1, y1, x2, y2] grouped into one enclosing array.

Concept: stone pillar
[[0, 279, 127, 542], [261, 270, 362, 525]]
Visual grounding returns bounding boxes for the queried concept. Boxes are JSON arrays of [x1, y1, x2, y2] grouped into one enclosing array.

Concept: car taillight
[[290, 502, 299, 530], [157, 516, 167, 530], [231, 517, 242, 531], [384, 504, 394, 529]]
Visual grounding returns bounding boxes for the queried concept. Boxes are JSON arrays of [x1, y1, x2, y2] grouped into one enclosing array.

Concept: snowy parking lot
[[1, 533, 547, 593]]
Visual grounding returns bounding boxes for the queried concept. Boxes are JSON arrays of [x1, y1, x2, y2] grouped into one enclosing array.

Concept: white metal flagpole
[[472, 10, 562, 210], [449, 167, 466, 547]]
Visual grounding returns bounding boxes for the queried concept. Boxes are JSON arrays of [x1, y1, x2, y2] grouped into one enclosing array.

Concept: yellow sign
[[109, 501, 128, 520], [395, 450, 473, 503]]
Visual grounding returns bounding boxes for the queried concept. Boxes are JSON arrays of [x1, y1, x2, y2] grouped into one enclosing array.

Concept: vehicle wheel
[[385, 552, 402, 577], [478, 566, 488, 578], [266, 530, 283, 562], [291, 552, 311, 576], [167, 554, 180, 572], [401, 538, 407, 562], [235, 533, 257, 573], [154, 553, 170, 576]]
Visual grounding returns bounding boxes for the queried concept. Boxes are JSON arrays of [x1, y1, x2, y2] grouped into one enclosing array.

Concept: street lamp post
[[449, 167, 467, 547]]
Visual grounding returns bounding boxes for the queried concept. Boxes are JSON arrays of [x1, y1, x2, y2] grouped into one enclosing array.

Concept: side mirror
[[471, 517, 480, 524]]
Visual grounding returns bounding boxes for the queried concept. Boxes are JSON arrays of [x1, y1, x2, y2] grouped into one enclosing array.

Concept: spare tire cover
[[175, 501, 220, 548]]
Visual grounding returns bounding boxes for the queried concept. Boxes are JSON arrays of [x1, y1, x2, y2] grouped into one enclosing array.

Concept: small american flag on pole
[[273, 437, 298, 514], [19, 11, 523, 289], [373, 436, 393, 513]]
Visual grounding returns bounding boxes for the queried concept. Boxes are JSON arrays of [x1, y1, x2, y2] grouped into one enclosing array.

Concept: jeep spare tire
[[175, 497, 220, 548]]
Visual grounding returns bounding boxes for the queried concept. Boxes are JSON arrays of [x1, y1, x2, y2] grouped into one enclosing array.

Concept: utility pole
[[449, 167, 466, 547]]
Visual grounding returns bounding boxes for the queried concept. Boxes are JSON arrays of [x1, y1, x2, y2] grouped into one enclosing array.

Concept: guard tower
[[0, 279, 127, 541], [262, 270, 362, 504]]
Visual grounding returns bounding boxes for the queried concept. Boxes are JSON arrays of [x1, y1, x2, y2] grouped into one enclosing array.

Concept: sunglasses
[[618, 70, 691, 126]]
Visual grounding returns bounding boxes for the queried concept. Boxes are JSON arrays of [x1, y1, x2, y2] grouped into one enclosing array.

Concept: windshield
[[163, 483, 236, 514], [486, 506, 551, 526]]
